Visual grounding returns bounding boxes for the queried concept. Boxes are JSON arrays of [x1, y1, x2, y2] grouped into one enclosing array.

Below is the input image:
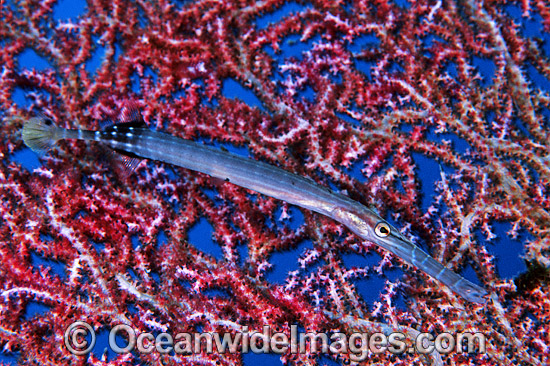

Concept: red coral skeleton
[[1, 0, 549, 365]]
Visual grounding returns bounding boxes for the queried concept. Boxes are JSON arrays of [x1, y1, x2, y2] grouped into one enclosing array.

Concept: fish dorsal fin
[[106, 103, 146, 175], [99, 103, 148, 176], [119, 103, 144, 124], [101, 103, 147, 131]]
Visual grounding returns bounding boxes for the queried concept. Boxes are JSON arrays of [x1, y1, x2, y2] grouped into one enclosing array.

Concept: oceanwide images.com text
[[65, 322, 486, 361]]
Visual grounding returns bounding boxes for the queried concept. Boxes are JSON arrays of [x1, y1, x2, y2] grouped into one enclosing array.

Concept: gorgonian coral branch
[[1, 0, 548, 365]]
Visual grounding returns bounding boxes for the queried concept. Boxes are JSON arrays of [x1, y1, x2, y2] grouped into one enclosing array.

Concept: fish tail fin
[[22, 116, 61, 155]]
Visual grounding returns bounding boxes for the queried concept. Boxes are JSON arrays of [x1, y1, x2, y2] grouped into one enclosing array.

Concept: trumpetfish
[[21, 109, 488, 303]]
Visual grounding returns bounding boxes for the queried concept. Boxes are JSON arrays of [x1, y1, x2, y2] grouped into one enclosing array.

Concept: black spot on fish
[[103, 122, 146, 133]]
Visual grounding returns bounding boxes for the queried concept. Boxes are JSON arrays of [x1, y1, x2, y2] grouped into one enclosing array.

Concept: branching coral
[[0, 0, 548, 365]]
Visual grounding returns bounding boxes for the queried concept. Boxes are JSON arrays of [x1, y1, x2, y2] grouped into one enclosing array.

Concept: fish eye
[[375, 222, 391, 237], [44, 119, 52, 126]]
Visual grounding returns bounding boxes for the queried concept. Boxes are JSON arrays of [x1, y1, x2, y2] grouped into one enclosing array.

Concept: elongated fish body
[[22, 117, 488, 303]]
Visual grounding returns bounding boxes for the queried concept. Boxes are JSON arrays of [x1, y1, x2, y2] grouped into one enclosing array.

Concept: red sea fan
[[1, 0, 549, 365]]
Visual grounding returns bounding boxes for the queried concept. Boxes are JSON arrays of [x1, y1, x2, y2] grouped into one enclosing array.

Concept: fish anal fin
[[107, 148, 144, 177], [118, 154, 143, 172]]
